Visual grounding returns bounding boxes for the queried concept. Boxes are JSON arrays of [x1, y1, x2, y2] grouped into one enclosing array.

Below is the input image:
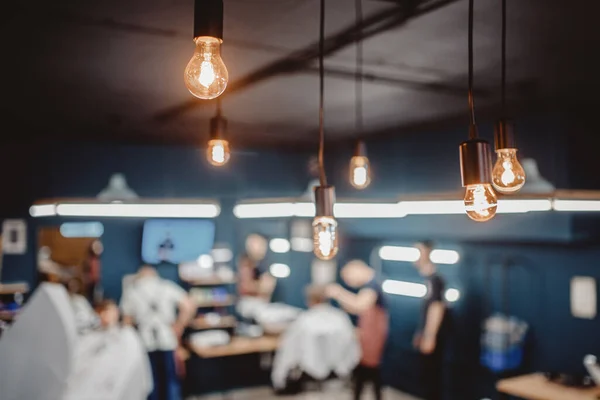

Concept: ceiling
[[1, 0, 597, 149]]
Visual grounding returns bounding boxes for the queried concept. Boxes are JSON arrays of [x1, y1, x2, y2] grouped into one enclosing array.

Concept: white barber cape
[[0, 283, 78, 400], [64, 327, 152, 400], [0, 283, 153, 400], [271, 304, 361, 389]]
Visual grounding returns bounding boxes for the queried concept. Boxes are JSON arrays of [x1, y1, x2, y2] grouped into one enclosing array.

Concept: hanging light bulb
[[313, 187, 338, 260], [492, 123, 526, 192], [206, 104, 230, 167], [459, 0, 497, 222], [464, 183, 498, 222], [207, 139, 230, 166], [492, 0, 526, 194], [460, 132, 497, 223], [349, 142, 371, 189], [184, 0, 228, 100], [312, 0, 338, 260]]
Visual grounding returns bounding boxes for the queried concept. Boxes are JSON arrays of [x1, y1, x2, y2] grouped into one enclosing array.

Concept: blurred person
[[120, 265, 195, 400], [83, 240, 104, 304], [326, 260, 389, 400], [238, 233, 275, 300], [413, 240, 447, 400], [272, 285, 360, 391], [66, 276, 98, 333], [95, 299, 119, 329]]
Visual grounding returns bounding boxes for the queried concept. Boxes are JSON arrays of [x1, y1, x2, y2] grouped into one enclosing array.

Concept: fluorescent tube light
[[382, 280, 427, 298], [270, 238, 291, 254], [291, 237, 313, 252], [382, 279, 461, 302], [55, 203, 220, 218], [269, 263, 291, 278], [496, 199, 552, 213], [398, 200, 465, 215], [29, 204, 57, 217], [430, 249, 460, 265], [553, 200, 600, 212], [333, 203, 406, 218], [380, 246, 460, 265], [379, 246, 421, 262]]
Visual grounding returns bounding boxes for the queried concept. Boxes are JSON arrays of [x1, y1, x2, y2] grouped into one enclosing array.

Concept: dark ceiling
[[1, 0, 597, 149]]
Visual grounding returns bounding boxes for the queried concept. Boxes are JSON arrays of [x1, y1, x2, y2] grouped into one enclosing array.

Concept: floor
[[188, 380, 422, 400]]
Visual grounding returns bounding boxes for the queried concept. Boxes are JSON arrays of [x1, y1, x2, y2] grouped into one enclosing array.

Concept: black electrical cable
[[467, 0, 476, 138], [501, 0, 506, 120], [355, 0, 363, 136], [318, 0, 327, 186]]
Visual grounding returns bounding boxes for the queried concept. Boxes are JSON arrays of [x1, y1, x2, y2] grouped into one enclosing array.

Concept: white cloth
[[120, 275, 186, 351], [64, 327, 153, 400], [0, 283, 78, 400], [271, 304, 361, 389], [70, 294, 99, 334], [189, 330, 231, 348]]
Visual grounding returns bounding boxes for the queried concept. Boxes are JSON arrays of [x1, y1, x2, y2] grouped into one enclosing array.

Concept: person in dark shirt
[[326, 260, 389, 400], [413, 240, 447, 400]]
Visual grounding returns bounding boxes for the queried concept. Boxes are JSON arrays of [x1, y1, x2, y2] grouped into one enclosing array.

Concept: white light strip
[[269, 238, 291, 254], [29, 204, 57, 217], [398, 200, 465, 215], [430, 249, 460, 265], [291, 237, 313, 252], [553, 200, 600, 212], [333, 203, 407, 218], [496, 199, 552, 213], [379, 246, 421, 262], [382, 280, 427, 298], [398, 199, 552, 215], [382, 279, 460, 303], [269, 263, 291, 278], [379, 246, 460, 265], [233, 203, 315, 219], [54, 203, 221, 218]]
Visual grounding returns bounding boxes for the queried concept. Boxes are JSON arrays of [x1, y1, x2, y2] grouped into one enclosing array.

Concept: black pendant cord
[[318, 0, 327, 187], [355, 0, 364, 137], [216, 97, 222, 117], [467, 0, 477, 139], [501, 0, 506, 121]]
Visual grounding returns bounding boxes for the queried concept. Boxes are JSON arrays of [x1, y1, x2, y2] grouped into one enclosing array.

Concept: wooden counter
[[497, 373, 600, 400], [190, 335, 280, 359]]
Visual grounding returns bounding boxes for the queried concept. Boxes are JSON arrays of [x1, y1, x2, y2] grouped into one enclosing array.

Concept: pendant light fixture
[[207, 98, 230, 167], [313, 0, 339, 261], [459, 0, 498, 222], [184, 0, 229, 100], [491, 0, 526, 193], [349, 0, 371, 190]]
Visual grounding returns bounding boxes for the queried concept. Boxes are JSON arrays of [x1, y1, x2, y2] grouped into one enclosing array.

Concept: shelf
[[190, 335, 280, 359], [194, 296, 235, 308], [190, 315, 237, 330], [185, 277, 236, 287], [0, 283, 29, 295]]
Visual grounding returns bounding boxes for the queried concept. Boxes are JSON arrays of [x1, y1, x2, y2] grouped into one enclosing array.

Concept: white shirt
[[271, 304, 361, 389], [120, 276, 186, 351]]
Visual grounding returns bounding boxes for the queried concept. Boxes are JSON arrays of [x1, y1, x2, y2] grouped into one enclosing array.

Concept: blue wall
[[0, 141, 311, 301]]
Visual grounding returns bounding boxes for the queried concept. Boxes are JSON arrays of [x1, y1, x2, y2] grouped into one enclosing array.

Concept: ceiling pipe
[[153, 0, 461, 122]]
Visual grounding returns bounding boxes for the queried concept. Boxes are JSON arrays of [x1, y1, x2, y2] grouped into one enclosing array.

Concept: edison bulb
[[349, 156, 371, 189], [207, 139, 230, 166], [492, 149, 526, 193], [312, 216, 339, 260], [464, 184, 498, 222], [184, 37, 228, 100]]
